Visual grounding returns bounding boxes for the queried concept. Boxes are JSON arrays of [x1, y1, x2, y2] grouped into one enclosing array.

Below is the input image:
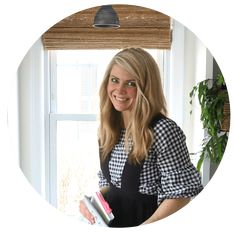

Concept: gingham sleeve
[[154, 118, 203, 204], [97, 170, 110, 189]]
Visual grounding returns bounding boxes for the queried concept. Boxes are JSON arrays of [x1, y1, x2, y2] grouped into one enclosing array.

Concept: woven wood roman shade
[[42, 5, 172, 50]]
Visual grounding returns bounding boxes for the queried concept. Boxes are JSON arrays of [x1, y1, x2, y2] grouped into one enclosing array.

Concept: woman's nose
[[116, 83, 126, 94]]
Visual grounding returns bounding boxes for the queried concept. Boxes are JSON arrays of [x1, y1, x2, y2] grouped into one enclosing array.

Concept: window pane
[[57, 64, 99, 114], [56, 50, 119, 114], [57, 120, 100, 216]]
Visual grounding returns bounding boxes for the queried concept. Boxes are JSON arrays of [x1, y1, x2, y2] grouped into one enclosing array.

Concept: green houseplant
[[189, 74, 230, 171]]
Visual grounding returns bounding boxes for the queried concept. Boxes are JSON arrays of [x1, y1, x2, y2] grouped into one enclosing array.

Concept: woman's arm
[[141, 197, 190, 225]]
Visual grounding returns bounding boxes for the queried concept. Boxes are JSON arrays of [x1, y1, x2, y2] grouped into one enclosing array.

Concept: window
[[47, 49, 167, 217]]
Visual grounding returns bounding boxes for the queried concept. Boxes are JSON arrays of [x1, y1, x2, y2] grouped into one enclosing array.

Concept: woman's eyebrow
[[110, 74, 119, 79]]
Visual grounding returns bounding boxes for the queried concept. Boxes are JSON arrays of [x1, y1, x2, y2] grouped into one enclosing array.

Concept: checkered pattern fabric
[[98, 117, 203, 204]]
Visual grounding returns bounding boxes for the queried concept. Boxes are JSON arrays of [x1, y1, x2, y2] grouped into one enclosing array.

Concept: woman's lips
[[114, 96, 128, 102]]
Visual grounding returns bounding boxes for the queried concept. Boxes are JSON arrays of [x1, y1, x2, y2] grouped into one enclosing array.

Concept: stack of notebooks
[[83, 191, 114, 226]]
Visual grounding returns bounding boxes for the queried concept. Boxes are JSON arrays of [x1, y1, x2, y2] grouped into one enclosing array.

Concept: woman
[[79, 47, 203, 227]]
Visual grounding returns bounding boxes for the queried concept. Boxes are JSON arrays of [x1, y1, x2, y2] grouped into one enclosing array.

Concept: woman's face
[[107, 64, 137, 113]]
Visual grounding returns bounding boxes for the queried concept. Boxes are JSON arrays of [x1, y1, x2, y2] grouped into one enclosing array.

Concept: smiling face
[[107, 64, 137, 119]]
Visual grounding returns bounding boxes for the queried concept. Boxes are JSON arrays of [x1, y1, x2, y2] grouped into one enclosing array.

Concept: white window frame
[[46, 51, 99, 207]]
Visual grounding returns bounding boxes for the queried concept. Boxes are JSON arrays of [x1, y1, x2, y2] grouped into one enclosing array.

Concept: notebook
[[83, 191, 114, 226]]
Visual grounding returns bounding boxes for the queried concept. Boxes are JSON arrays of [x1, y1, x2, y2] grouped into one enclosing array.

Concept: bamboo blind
[[42, 5, 172, 50]]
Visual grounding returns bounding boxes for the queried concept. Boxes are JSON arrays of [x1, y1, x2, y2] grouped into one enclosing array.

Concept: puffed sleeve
[[97, 170, 110, 189], [154, 118, 203, 204]]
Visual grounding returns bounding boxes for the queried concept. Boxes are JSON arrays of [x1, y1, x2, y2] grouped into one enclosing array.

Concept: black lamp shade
[[93, 5, 120, 28]]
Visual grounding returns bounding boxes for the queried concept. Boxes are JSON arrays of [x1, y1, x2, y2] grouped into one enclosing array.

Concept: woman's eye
[[110, 77, 118, 83], [126, 81, 136, 87]]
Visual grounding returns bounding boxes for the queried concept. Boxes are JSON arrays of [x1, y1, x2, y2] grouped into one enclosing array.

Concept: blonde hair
[[99, 47, 167, 164]]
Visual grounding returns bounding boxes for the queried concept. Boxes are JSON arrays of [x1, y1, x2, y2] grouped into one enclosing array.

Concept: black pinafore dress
[[101, 146, 159, 227]]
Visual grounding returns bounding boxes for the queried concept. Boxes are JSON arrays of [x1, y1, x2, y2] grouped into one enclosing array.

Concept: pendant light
[[93, 5, 120, 28]]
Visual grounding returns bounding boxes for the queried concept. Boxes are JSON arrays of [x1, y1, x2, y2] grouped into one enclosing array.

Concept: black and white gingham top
[[98, 117, 203, 204]]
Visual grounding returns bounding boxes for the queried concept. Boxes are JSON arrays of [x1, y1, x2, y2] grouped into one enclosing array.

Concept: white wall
[[168, 20, 213, 160], [18, 38, 45, 196]]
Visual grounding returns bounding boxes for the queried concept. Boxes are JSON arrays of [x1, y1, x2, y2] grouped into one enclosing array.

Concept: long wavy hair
[[99, 47, 167, 164]]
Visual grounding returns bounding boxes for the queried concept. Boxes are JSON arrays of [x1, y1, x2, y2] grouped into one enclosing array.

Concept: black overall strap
[[120, 160, 143, 192], [100, 146, 143, 193], [100, 153, 111, 183]]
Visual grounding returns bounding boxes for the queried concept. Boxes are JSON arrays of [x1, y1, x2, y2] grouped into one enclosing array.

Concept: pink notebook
[[83, 191, 114, 226]]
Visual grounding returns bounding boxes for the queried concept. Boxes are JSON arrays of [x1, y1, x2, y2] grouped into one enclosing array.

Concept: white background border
[[0, 0, 234, 231]]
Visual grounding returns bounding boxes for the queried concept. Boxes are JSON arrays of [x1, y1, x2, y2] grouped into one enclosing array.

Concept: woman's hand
[[79, 200, 95, 224]]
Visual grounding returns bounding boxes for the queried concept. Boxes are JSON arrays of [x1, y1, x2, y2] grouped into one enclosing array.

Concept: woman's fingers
[[79, 200, 95, 224]]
